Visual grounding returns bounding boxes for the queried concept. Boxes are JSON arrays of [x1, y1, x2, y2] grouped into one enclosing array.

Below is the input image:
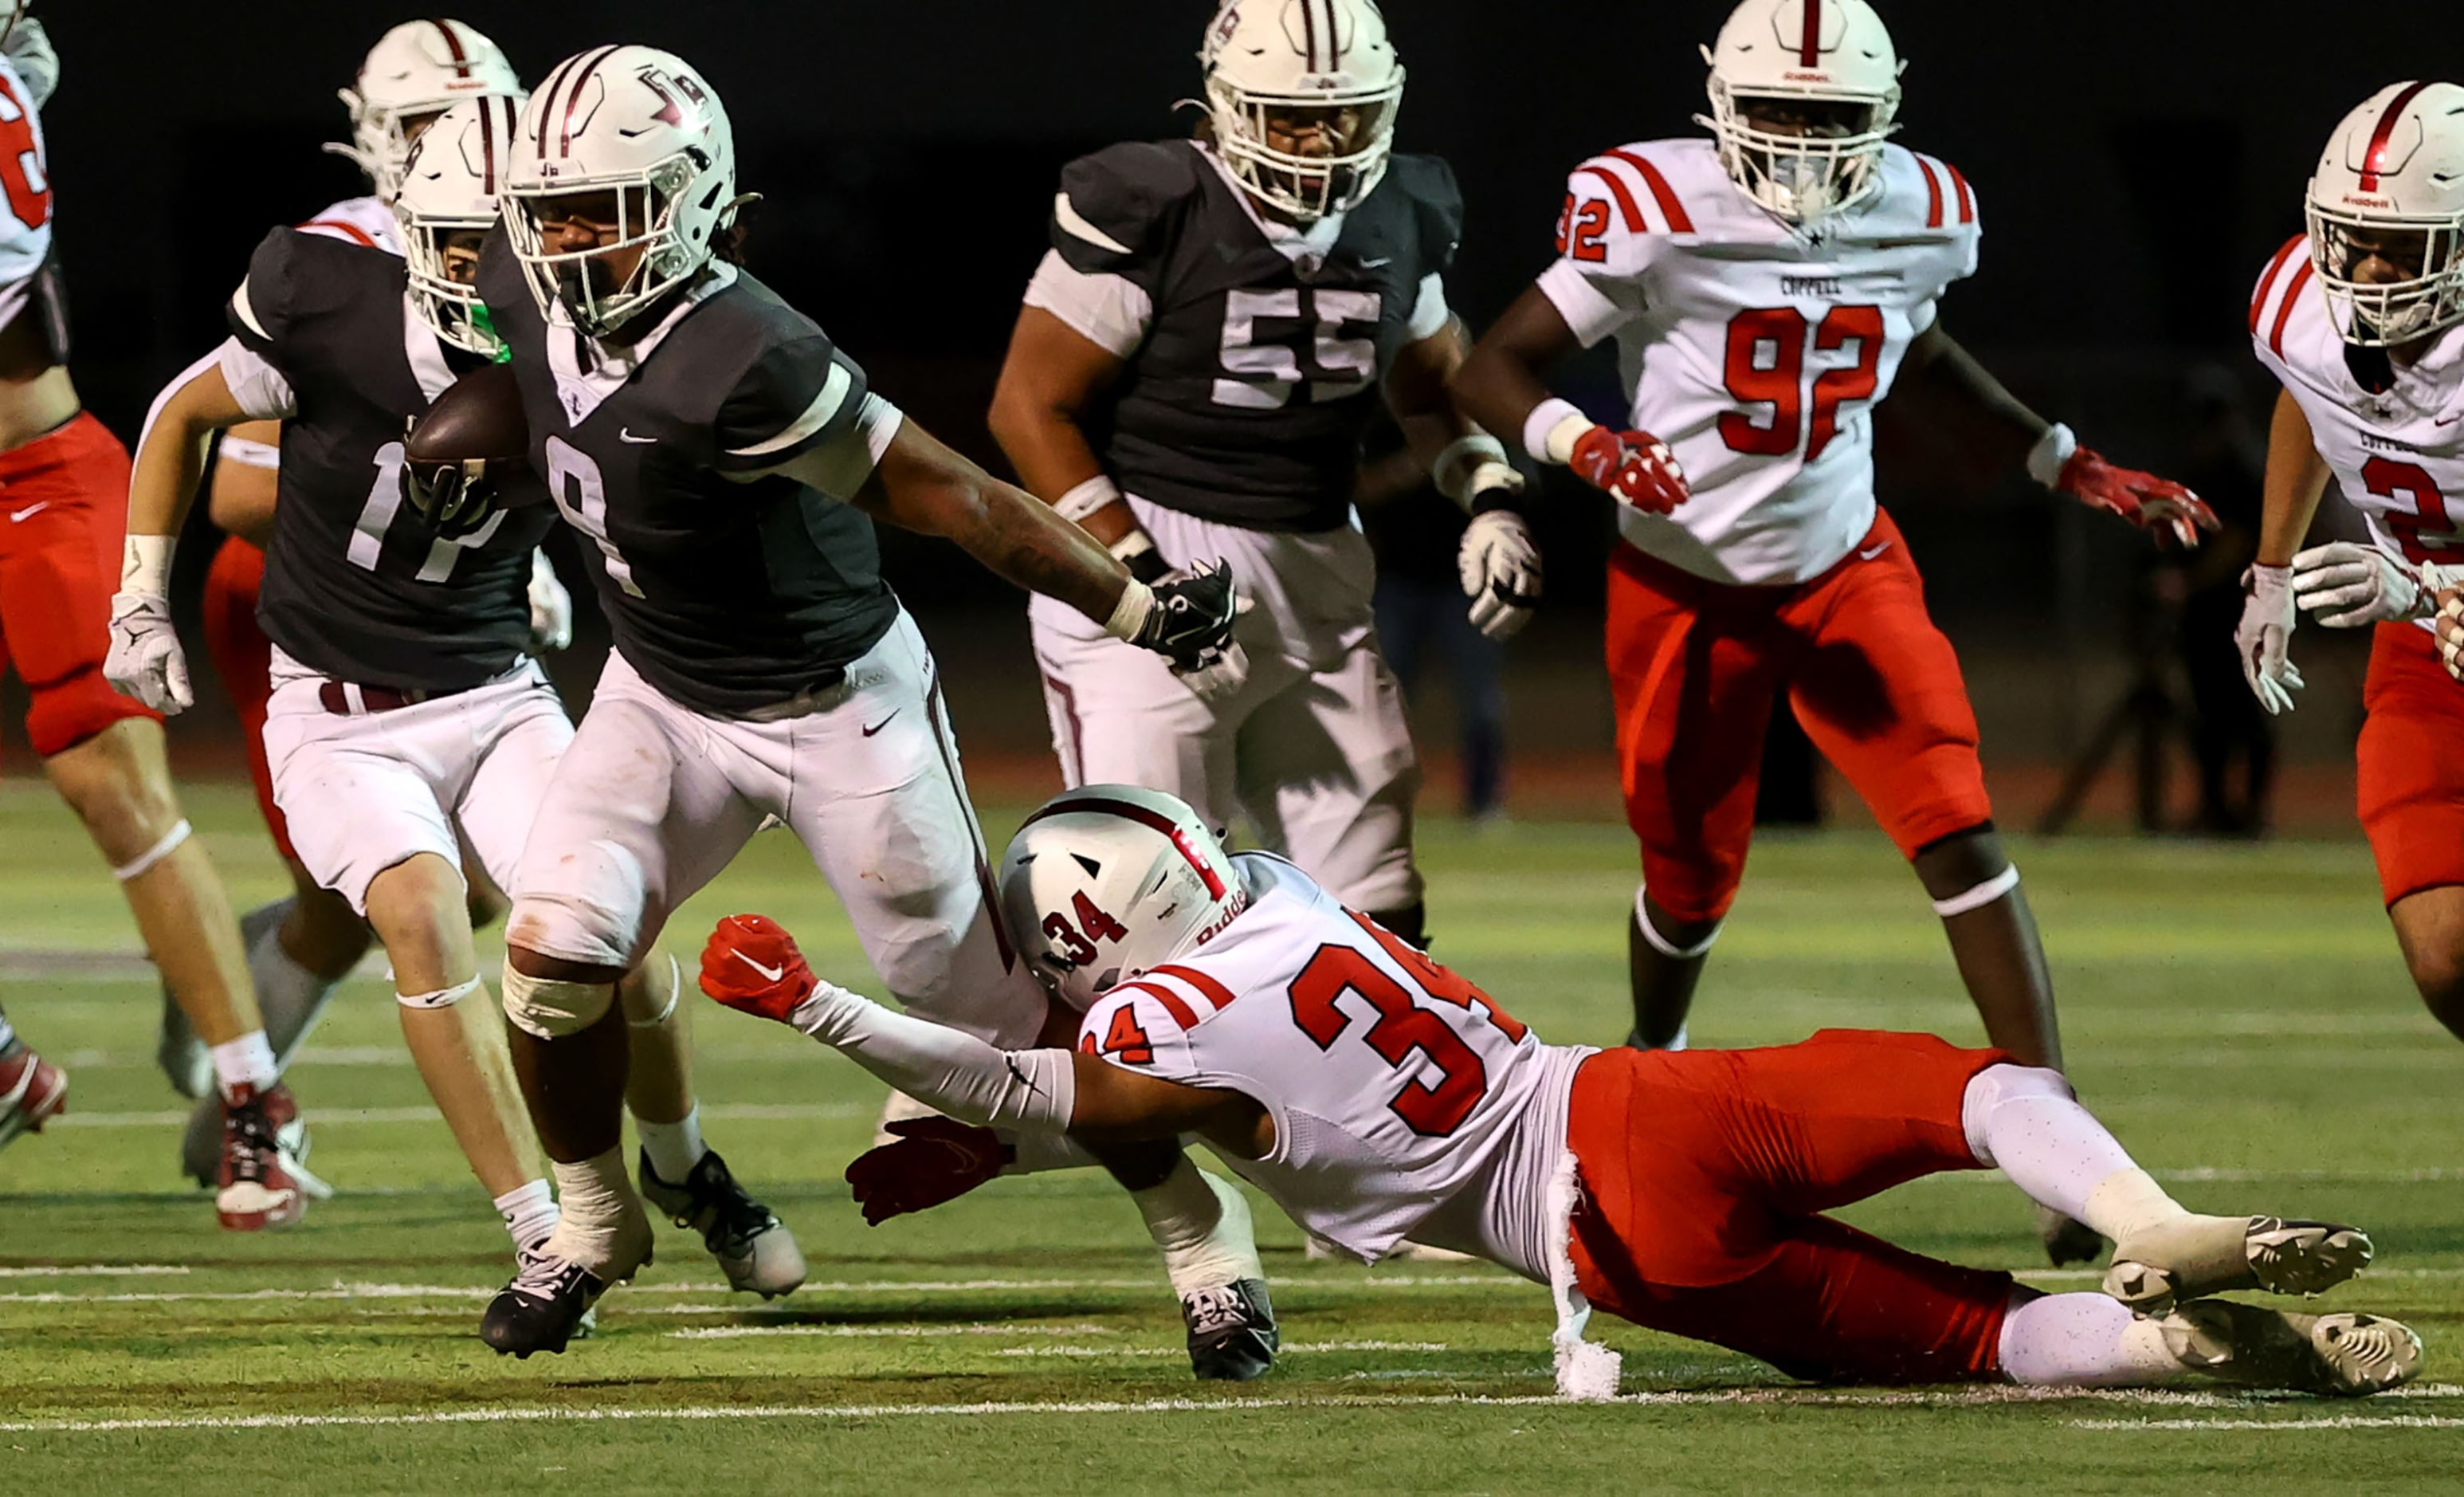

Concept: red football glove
[[2057, 448, 2218, 549], [698, 914, 818, 1021], [844, 1117, 1014, 1226], [1569, 425, 1689, 515]]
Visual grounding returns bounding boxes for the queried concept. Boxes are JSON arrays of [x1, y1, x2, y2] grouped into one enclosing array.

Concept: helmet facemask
[[1205, 74, 1403, 222], [402, 222, 504, 358], [504, 158, 711, 340], [1702, 81, 1898, 226], [2306, 203, 2464, 349]]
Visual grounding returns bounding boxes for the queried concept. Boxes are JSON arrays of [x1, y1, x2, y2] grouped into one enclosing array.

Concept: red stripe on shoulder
[[1573, 163, 1646, 233], [1112, 980, 1201, 1031], [1149, 964, 1239, 1014], [1945, 163, 1975, 224], [2269, 260, 2315, 360], [1603, 148, 1695, 233], [1912, 155, 1945, 230], [2249, 234, 2307, 334], [297, 218, 377, 246]]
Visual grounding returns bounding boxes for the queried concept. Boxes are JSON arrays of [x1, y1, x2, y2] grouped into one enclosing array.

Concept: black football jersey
[[226, 227, 551, 693], [1051, 141, 1463, 532], [476, 232, 899, 719]]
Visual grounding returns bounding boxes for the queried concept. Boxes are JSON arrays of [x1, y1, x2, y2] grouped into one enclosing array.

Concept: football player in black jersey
[[469, 46, 1248, 1365], [987, 0, 1540, 958], [118, 99, 806, 1303]]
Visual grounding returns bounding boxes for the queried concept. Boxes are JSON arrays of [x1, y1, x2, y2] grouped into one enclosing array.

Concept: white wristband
[[1104, 578, 1156, 641], [1432, 433, 1511, 509], [1524, 398, 1587, 465], [1053, 473, 1124, 525], [121, 534, 174, 599], [2027, 422, 2078, 489]]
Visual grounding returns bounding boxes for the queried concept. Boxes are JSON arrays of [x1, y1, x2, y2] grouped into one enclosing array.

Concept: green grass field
[[3, 780, 2461, 1493]]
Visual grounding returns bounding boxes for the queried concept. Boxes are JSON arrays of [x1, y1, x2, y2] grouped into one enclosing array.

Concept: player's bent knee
[[1959, 1062, 2075, 1165], [501, 963, 615, 1039]]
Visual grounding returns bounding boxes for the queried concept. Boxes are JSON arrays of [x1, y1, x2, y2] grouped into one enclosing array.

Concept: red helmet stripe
[[1151, 964, 1240, 1013], [531, 51, 587, 155], [1112, 979, 1202, 1031], [2249, 234, 2306, 335], [1799, 0, 1822, 66], [559, 45, 623, 159], [479, 95, 498, 194], [1326, 0, 1346, 68], [1603, 148, 1696, 233], [2270, 259, 2314, 359], [428, 18, 472, 76], [1299, 0, 1320, 71], [1023, 796, 1230, 898], [2360, 81, 2433, 193]]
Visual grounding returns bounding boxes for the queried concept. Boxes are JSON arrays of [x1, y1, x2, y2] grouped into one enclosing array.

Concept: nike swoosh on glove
[[105, 591, 193, 713], [2235, 564, 2303, 716], [700, 914, 818, 1021], [1136, 558, 1249, 701], [845, 1118, 1014, 1226], [1568, 426, 1689, 515], [1458, 509, 1542, 641], [2056, 448, 2219, 548]]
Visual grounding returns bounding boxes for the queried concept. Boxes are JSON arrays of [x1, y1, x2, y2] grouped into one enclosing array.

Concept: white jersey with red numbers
[[1537, 138, 1981, 585], [0, 53, 53, 334], [296, 194, 402, 257], [2250, 234, 2464, 634], [1076, 855, 1592, 1278]]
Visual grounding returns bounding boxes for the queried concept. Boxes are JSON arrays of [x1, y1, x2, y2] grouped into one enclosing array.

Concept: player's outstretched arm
[[1391, 319, 1543, 639], [1900, 322, 2219, 548], [1454, 287, 1688, 515]]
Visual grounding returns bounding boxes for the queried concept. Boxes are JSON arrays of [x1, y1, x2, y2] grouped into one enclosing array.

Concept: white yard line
[[0, 1273, 1528, 1306], [2074, 1414, 2464, 1432], [53, 1101, 865, 1130], [667, 1322, 1115, 1342], [0, 1263, 188, 1278]]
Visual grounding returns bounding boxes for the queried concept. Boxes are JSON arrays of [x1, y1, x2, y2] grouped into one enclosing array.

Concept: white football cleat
[[2105, 1214, 2372, 1317], [2161, 1301, 2422, 1397]]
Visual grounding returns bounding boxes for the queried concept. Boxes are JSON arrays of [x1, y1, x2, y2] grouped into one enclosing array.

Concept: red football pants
[[1607, 512, 1995, 922], [1566, 1029, 2017, 1385], [0, 412, 155, 763], [2356, 620, 2464, 907], [200, 534, 292, 859]]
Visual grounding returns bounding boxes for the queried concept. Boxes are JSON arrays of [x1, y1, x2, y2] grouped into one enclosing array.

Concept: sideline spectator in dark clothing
[[2175, 367, 2274, 835]]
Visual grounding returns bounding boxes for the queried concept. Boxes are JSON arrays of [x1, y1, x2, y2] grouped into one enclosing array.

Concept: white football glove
[[1459, 509, 1542, 641], [2234, 564, 2302, 716], [527, 549, 574, 654], [2438, 590, 2464, 683], [2289, 541, 2435, 628], [105, 592, 192, 714]]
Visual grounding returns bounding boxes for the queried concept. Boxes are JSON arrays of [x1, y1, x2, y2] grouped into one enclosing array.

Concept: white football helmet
[[2305, 81, 2464, 348], [999, 784, 1248, 1012], [502, 45, 738, 340], [332, 20, 523, 202], [394, 94, 524, 358], [1201, 0, 1405, 222], [1700, 0, 1903, 225]]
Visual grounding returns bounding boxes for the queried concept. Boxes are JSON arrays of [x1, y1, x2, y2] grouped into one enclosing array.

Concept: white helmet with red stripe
[[1201, 0, 1406, 222], [394, 95, 525, 357], [332, 20, 523, 202], [998, 784, 1249, 1012], [502, 45, 739, 339], [1700, 0, 1902, 225], [2305, 81, 2464, 348]]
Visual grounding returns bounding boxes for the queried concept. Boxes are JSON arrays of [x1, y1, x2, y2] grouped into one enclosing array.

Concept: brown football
[[407, 361, 531, 471]]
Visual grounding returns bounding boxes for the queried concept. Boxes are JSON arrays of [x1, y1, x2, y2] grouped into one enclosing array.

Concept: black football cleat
[[638, 1147, 806, 1299], [482, 1245, 615, 1358], [1182, 1277, 1279, 1382]]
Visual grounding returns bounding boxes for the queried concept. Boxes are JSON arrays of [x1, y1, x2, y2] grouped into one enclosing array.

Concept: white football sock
[[543, 1147, 649, 1278], [1132, 1156, 1262, 1296], [210, 1031, 279, 1101], [1962, 1063, 2183, 1236], [1999, 1291, 2192, 1386], [494, 1178, 561, 1253], [637, 1106, 708, 1183], [248, 909, 339, 1067]]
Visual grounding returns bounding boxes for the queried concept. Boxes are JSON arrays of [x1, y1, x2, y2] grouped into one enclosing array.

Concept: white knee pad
[[501, 963, 615, 1039], [1959, 1062, 2076, 1166], [398, 975, 482, 1011]]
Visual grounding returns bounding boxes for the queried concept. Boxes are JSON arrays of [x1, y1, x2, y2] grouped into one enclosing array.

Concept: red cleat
[[217, 1082, 307, 1231], [0, 1043, 67, 1150]]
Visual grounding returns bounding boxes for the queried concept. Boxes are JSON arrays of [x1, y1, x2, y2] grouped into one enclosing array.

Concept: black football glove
[[1132, 557, 1240, 672]]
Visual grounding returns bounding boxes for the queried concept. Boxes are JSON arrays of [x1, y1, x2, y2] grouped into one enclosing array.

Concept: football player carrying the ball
[[465, 46, 1253, 1365]]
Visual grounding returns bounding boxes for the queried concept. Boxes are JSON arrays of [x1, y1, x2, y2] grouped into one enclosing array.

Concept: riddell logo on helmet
[[1783, 70, 1832, 82], [1194, 890, 1252, 948], [2343, 194, 2395, 208]]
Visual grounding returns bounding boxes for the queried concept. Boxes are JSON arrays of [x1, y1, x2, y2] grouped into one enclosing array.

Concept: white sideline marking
[[10, 1385, 2458, 1436], [53, 1100, 865, 1130], [2074, 1415, 2464, 1431], [996, 1340, 1447, 1359], [0, 1273, 1527, 1306], [669, 1322, 1113, 1342], [0, 1264, 189, 1278]]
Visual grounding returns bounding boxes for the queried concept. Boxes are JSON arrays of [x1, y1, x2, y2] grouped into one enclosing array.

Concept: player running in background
[[1450, 0, 2211, 1262], [989, 0, 1541, 954], [465, 46, 1249, 1365], [705, 784, 2417, 1399], [2239, 82, 2464, 1047], [117, 98, 803, 1303], [154, 22, 548, 1184], [0, 3, 305, 1230]]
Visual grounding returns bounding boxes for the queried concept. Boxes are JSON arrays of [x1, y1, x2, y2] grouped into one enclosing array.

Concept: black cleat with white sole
[[482, 1245, 616, 1358], [638, 1147, 806, 1299], [1182, 1277, 1278, 1381]]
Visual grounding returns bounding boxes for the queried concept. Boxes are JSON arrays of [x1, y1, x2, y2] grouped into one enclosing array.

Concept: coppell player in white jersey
[[2238, 81, 2464, 1049], [1450, 0, 2214, 1264], [700, 784, 2419, 1399]]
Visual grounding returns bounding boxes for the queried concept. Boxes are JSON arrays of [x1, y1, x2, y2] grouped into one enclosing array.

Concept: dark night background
[[24, 0, 2464, 810]]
